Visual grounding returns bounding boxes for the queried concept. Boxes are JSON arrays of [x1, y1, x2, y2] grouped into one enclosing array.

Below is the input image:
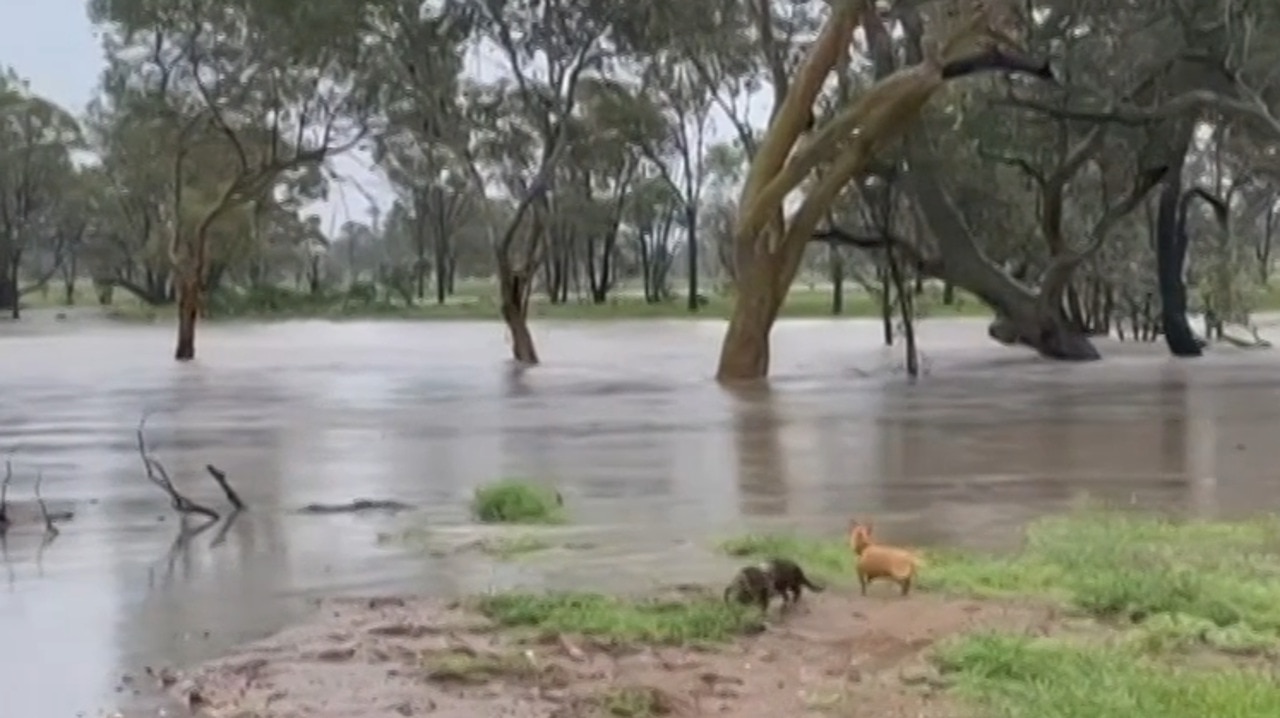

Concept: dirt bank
[[161, 589, 1055, 718]]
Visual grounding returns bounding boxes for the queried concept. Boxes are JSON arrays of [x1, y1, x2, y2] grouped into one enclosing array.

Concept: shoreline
[[134, 510, 1280, 718]]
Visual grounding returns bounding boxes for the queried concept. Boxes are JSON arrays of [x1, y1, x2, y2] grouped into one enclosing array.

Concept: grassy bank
[[27, 275, 1280, 324], [718, 510, 1280, 717], [48, 281, 989, 322]]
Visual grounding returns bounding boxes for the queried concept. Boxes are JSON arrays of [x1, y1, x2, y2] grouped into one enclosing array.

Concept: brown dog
[[848, 521, 921, 596]]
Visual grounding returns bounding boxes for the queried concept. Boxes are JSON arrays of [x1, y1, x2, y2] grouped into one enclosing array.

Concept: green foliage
[[935, 632, 1280, 718], [471, 480, 565, 525], [925, 511, 1280, 636], [473, 591, 761, 645]]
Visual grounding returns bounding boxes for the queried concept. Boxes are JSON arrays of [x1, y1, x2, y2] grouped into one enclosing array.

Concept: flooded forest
[[3, 0, 1280, 716]]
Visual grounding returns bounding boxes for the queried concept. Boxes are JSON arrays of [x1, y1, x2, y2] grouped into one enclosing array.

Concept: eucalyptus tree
[[366, 0, 476, 304], [0, 69, 83, 318], [89, 0, 384, 359], [716, 0, 1059, 380], [990, 0, 1280, 356]]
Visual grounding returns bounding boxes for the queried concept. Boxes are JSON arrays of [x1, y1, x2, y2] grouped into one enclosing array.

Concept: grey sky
[[1, 0, 389, 234], [2, 0, 770, 236]]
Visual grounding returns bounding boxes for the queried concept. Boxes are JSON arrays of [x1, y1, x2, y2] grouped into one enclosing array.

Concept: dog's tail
[[799, 569, 825, 592], [723, 583, 735, 603]]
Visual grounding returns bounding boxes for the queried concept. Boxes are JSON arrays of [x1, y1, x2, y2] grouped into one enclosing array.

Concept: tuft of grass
[[716, 533, 853, 584], [471, 480, 565, 525], [422, 648, 544, 684], [592, 685, 678, 717], [473, 591, 762, 645], [934, 632, 1280, 718]]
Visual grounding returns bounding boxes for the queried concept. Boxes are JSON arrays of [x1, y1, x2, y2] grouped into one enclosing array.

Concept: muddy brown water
[[2, 315, 1280, 716]]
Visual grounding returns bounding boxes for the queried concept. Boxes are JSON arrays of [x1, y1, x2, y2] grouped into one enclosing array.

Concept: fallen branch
[[210, 507, 243, 548], [298, 499, 415, 514], [34, 471, 58, 536], [204, 464, 245, 511], [137, 416, 219, 522]]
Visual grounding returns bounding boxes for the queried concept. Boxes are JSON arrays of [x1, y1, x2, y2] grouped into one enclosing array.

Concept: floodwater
[[2, 315, 1280, 716]]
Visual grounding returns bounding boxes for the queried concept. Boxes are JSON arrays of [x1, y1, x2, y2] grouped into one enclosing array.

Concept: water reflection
[[729, 386, 790, 517], [0, 319, 1278, 715]]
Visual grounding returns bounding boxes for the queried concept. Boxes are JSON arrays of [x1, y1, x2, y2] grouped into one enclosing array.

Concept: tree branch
[[136, 415, 220, 522], [1001, 86, 1280, 139]]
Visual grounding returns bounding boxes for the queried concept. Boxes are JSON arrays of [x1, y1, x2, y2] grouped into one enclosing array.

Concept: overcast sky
[[3, 0, 769, 236]]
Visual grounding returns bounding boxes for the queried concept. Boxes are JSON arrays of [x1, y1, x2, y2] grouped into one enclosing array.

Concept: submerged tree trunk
[[0, 270, 15, 315], [908, 169, 1100, 360], [685, 206, 699, 312], [174, 274, 200, 361], [498, 268, 538, 364], [1154, 165, 1204, 357]]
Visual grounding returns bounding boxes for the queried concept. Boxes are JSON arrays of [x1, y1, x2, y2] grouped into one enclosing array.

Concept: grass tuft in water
[[471, 479, 565, 524], [473, 591, 762, 645], [934, 632, 1280, 718]]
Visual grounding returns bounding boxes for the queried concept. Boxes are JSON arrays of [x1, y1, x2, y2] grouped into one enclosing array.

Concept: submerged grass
[[935, 632, 1280, 718], [471, 479, 565, 524], [473, 591, 762, 645]]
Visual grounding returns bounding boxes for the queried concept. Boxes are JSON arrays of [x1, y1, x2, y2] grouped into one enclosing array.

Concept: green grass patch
[[934, 632, 1280, 718], [473, 591, 762, 645], [422, 648, 544, 684], [716, 533, 854, 584], [590, 685, 679, 716], [924, 511, 1280, 635], [471, 480, 565, 525], [718, 511, 1280, 644], [90, 281, 991, 323]]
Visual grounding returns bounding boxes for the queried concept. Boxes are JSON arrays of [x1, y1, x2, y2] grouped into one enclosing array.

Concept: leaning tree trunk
[[714, 0, 1054, 381], [1155, 171, 1201, 357], [498, 266, 538, 364]]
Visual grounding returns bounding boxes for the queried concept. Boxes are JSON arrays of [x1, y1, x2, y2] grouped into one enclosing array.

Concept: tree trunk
[[1155, 167, 1202, 357], [685, 206, 699, 312], [174, 274, 200, 361], [6, 259, 19, 319], [0, 270, 15, 314], [716, 240, 803, 379], [909, 169, 1099, 360], [829, 244, 844, 315], [499, 270, 538, 364]]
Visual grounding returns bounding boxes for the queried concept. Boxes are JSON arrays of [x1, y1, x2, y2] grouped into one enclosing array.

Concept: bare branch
[[0, 459, 11, 531], [136, 415, 220, 522], [1000, 86, 1280, 139], [33, 471, 57, 536], [940, 48, 1055, 82], [977, 147, 1044, 184], [204, 464, 245, 511], [811, 226, 945, 277]]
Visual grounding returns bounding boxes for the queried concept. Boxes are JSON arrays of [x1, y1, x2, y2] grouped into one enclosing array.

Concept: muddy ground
[[148, 588, 1059, 718]]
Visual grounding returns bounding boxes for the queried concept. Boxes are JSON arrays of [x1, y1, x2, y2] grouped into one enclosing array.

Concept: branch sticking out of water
[[136, 415, 220, 523], [34, 471, 58, 537], [205, 464, 245, 511], [0, 459, 11, 532]]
